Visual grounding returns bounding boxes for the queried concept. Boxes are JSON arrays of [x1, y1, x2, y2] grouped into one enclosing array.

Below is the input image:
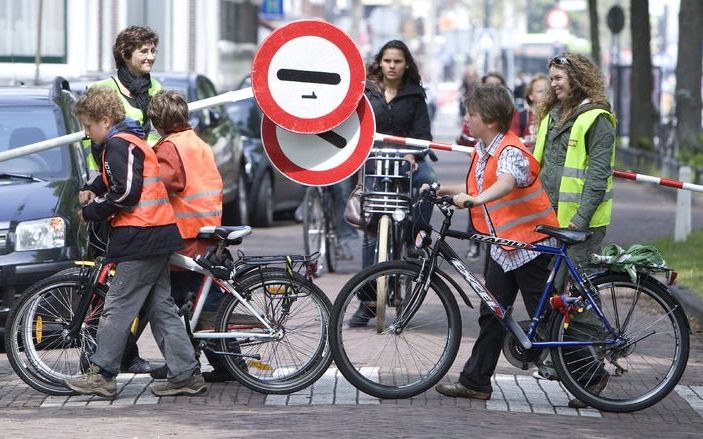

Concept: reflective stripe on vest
[[101, 132, 176, 228], [91, 77, 162, 145], [533, 109, 616, 228], [466, 132, 559, 249], [161, 130, 223, 238]]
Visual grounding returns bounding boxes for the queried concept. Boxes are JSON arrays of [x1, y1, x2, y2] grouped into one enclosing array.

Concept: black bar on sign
[[277, 69, 341, 85], [316, 131, 347, 149]]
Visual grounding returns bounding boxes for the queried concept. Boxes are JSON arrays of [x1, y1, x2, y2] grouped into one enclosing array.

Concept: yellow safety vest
[[91, 77, 162, 146], [533, 109, 616, 228]]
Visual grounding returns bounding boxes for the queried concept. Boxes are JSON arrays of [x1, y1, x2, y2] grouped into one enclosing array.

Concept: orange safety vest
[[162, 130, 223, 238], [101, 132, 176, 228], [466, 132, 558, 249]]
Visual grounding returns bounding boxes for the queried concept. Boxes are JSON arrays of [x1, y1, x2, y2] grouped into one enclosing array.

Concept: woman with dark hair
[[349, 40, 437, 327]]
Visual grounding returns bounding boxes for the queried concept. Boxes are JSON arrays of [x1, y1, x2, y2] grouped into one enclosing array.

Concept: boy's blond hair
[[147, 90, 189, 134], [74, 87, 125, 123]]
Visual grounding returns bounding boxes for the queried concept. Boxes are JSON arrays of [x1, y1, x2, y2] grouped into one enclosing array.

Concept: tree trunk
[[675, 0, 703, 155], [629, 0, 655, 150], [588, 0, 601, 67]]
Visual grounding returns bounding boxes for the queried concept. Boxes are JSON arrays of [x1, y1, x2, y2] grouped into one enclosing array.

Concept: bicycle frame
[[168, 253, 277, 341], [399, 201, 622, 351]]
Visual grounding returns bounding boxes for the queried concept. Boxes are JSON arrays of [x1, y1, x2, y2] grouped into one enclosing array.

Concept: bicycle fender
[[434, 267, 474, 309]]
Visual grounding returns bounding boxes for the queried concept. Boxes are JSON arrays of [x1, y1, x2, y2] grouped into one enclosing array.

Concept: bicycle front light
[[392, 208, 406, 222]]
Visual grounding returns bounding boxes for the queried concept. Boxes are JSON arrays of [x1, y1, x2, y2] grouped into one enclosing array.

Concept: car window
[[0, 106, 69, 179], [227, 99, 261, 138]]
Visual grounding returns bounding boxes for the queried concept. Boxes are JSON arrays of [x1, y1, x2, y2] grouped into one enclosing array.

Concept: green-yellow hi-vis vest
[[81, 77, 162, 171], [533, 109, 616, 228]]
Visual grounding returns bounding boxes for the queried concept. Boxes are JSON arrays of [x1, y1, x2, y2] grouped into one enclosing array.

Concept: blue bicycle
[[329, 185, 690, 412]]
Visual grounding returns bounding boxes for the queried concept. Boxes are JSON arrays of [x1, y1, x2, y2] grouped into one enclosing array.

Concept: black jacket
[[83, 119, 183, 263], [365, 81, 435, 161]]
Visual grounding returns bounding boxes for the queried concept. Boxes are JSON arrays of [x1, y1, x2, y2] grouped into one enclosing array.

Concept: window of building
[[0, 0, 67, 63]]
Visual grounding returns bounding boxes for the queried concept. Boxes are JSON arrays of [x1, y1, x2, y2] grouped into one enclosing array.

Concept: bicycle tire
[[4, 273, 106, 395], [330, 261, 462, 399], [550, 271, 690, 412], [215, 269, 332, 394], [375, 214, 392, 332], [303, 187, 327, 273]]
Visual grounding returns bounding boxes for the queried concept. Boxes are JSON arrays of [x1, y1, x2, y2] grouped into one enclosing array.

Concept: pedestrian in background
[[532, 52, 616, 409], [516, 74, 549, 150]]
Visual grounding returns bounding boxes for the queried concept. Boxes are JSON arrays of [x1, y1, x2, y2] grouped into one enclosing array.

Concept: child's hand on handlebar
[[452, 193, 475, 209]]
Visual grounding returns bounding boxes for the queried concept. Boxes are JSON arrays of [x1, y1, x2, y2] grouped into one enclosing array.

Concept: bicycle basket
[[361, 147, 414, 218]]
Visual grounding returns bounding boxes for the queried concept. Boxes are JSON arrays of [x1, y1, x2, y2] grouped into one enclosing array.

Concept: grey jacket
[[538, 103, 616, 229]]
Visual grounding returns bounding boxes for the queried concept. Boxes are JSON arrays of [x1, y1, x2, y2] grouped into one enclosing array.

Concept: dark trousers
[[459, 254, 551, 393]]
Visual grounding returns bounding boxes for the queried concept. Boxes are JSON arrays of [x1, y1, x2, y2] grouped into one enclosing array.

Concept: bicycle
[[302, 186, 339, 275], [359, 145, 416, 331], [5, 225, 333, 396], [328, 185, 690, 412]]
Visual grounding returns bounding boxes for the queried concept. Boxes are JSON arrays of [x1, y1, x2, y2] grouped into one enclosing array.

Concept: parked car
[[0, 77, 89, 333], [68, 73, 248, 226], [225, 75, 305, 227]]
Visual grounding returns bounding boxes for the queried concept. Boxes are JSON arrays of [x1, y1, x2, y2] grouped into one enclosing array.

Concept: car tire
[[250, 173, 274, 227], [233, 171, 249, 225]]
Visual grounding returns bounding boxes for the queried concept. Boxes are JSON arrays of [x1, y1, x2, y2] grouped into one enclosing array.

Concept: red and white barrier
[[373, 133, 474, 154], [613, 170, 703, 194]]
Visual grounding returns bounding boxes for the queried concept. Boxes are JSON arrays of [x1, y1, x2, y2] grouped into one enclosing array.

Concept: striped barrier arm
[[613, 170, 703, 194]]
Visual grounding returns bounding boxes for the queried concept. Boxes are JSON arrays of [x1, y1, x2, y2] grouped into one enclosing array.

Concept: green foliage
[[649, 229, 703, 300], [677, 151, 703, 169]]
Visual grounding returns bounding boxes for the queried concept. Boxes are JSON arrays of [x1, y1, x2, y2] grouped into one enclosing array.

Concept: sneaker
[[568, 374, 610, 409], [202, 368, 235, 383], [348, 302, 376, 327], [151, 372, 207, 397], [121, 356, 155, 374], [533, 356, 558, 381], [435, 382, 491, 400], [64, 365, 117, 398]]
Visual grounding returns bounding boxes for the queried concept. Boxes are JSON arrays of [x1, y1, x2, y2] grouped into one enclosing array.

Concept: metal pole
[[34, 0, 44, 85]]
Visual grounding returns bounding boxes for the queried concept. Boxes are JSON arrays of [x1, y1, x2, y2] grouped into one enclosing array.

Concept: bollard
[[674, 166, 692, 242]]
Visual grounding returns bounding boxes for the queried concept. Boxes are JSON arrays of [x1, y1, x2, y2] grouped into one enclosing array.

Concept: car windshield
[[0, 106, 70, 180]]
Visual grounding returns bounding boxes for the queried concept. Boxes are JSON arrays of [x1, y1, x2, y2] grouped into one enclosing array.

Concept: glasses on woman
[[550, 55, 570, 66]]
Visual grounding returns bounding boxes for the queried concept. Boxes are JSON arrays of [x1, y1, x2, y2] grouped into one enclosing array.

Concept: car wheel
[[250, 173, 274, 227]]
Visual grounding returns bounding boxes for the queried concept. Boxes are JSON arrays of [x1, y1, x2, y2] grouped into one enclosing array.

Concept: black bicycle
[[329, 185, 690, 412]]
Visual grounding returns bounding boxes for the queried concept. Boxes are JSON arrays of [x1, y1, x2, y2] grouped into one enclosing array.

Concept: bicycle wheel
[[215, 269, 332, 394], [330, 261, 462, 399], [4, 273, 105, 395], [550, 271, 690, 412], [303, 187, 327, 273], [375, 214, 392, 332]]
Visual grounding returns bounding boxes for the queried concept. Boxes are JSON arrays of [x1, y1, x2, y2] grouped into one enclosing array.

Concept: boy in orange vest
[[65, 87, 205, 398], [145, 90, 237, 383], [433, 84, 559, 400]]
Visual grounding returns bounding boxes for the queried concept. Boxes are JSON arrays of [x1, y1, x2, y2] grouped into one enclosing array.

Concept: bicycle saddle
[[197, 225, 252, 243], [535, 225, 593, 244]]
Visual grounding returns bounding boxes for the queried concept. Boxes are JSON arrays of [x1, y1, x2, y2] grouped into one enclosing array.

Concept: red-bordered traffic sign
[[251, 19, 366, 134], [261, 96, 375, 186]]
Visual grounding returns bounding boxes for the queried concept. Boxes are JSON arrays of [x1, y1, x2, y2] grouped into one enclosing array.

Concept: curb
[[669, 284, 703, 329]]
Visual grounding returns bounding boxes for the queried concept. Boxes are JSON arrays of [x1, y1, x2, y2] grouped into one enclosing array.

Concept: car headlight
[[392, 208, 406, 222], [15, 217, 66, 251]]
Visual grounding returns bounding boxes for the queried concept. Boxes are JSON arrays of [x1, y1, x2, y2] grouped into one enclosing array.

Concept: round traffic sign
[[251, 19, 366, 134], [261, 96, 375, 186]]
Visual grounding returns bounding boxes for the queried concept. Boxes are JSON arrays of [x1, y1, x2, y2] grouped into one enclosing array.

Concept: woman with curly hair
[[532, 52, 616, 409]]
